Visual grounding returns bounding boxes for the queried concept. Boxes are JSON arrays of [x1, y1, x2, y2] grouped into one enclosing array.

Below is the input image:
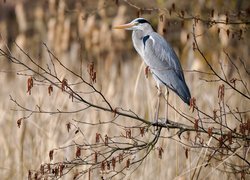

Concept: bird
[[113, 18, 191, 106]]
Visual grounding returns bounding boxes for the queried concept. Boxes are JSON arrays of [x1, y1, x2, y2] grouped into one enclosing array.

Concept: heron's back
[[139, 32, 191, 105]]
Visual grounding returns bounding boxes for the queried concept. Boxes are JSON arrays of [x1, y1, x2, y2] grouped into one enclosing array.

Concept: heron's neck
[[132, 29, 152, 57]]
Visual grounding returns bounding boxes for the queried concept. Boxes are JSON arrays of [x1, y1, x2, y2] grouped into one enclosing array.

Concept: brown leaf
[[87, 62, 97, 84], [194, 119, 199, 131], [126, 159, 130, 169], [112, 157, 116, 170], [66, 123, 71, 132], [69, 91, 74, 102], [241, 171, 246, 180], [218, 136, 223, 147], [54, 167, 59, 177], [40, 164, 44, 175], [76, 146, 81, 158], [162, 28, 167, 34], [239, 29, 242, 40], [48, 85, 53, 96], [194, 18, 199, 26], [226, 16, 229, 24], [247, 119, 250, 132], [208, 127, 213, 137], [73, 172, 79, 179], [27, 77, 33, 95], [192, 42, 196, 51], [169, 9, 172, 16], [92, 72, 96, 84], [218, 84, 225, 102], [217, 28, 220, 34], [211, 9, 214, 18], [17, 118, 22, 128], [126, 129, 132, 139], [227, 131, 232, 144], [28, 170, 32, 180], [239, 123, 244, 135], [199, 137, 204, 145], [159, 14, 164, 22], [186, 131, 190, 141], [49, 150, 54, 161], [47, 163, 51, 173], [181, 10, 185, 17], [167, 21, 171, 27], [34, 172, 38, 179], [104, 135, 108, 146], [140, 127, 145, 137], [237, 11, 241, 18], [226, 29, 230, 38], [213, 110, 217, 120], [101, 161, 105, 171], [113, 107, 118, 117], [158, 147, 164, 159], [59, 164, 65, 177], [137, 10, 141, 18], [181, 21, 184, 28], [172, 3, 175, 11], [61, 78, 68, 91], [107, 161, 110, 170], [96, 133, 100, 143], [94, 152, 98, 163], [230, 78, 237, 88], [88, 168, 91, 180], [115, 0, 119, 6], [185, 148, 189, 159], [118, 153, 123, 163], [145, 66, 150, 79], [189, 97, 196, 112]]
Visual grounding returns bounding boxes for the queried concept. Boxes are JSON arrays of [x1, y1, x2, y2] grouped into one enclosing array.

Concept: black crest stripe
[[137, 19, 149, 24], [143, 35, 150, 49]]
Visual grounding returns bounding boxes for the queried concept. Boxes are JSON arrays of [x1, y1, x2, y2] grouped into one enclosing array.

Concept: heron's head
[[113, 18, 154, 31]]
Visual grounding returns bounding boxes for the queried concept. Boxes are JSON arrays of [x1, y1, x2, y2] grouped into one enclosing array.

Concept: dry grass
[[0, 0, 249, 179]]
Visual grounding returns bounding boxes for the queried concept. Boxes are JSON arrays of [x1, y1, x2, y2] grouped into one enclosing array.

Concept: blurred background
[[0, 0, 249, 179]]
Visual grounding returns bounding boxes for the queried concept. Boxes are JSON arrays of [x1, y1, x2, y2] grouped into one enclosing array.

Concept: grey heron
[[114, 18, 191, 122], [114, 18, 191, 125]]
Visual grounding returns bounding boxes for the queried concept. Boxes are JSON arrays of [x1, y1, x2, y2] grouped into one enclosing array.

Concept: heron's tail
[[176, 80, 191, 106], [152, 71, 191, 105]]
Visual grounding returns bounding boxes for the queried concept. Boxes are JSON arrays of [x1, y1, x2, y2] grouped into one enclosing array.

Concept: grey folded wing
[[143, 32, 191, 104]]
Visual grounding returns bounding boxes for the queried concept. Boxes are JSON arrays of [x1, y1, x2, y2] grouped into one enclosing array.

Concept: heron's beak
[[113, 22, 136, 29]]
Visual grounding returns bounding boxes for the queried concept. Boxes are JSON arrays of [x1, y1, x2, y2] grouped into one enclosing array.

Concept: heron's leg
[[165, 88, 170, 124], [155, 87, 161, 130]]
